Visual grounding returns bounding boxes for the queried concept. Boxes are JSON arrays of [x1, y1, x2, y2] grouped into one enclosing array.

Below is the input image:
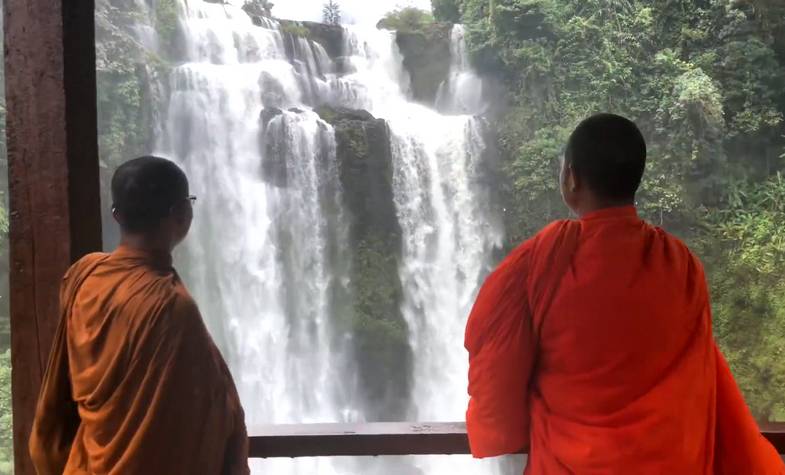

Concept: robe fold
[[30, 246, 249, 475], [466, 206, 784, 474]]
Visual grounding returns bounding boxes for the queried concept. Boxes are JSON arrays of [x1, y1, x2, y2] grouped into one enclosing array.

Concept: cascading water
[[435, 25, 485, 115], [129, 1, 518, 472]]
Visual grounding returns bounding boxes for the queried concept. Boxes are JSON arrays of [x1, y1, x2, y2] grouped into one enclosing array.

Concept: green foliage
[[0, 203, 8, 237], [340, 234, 411, 418], [349, 236, 407, 346], [432, 0, 462, 23], [378, 7, 435, 33], [457, 0, 785, 418], [0, 350, 12, 474], [97, 72, 149, 168], [95, 0, 158, 169], [155, 0, 180, 51], [705, 175, 785, 420], [712, 175, 785, 275], [280, 22, 310, 38]]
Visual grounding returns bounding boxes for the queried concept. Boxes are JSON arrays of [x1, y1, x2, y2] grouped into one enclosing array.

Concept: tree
[[322, 0, 341, 25], [377, 8, 434, 33], [432, 0, 462, 23], [243, 0, 274, 17]]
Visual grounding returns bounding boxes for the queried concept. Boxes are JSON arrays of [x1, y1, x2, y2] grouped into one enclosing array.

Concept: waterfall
[[127, 1, 512, 472], [436, 25, 486, 115]]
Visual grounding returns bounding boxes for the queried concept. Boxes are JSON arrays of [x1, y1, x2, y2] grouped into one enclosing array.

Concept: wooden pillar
[[3, 0, 101, 473]]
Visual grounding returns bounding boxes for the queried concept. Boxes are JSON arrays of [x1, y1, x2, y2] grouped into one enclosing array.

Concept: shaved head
[[565, 113, 647, 202], [111, 156, 189, 233]]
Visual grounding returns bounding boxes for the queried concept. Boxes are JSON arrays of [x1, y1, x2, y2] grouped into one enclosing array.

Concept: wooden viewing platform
[[248, 422, 785, 458]]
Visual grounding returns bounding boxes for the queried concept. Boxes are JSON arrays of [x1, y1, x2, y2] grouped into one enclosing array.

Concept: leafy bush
[[431, 0, 462, 23], [705, 175, 785, 420], [322, 0, 341, 25], [377, 7, 435, 33], [0, 350, 12, 474], [280, 22, 310, 38], [154, 0, 180, 51]]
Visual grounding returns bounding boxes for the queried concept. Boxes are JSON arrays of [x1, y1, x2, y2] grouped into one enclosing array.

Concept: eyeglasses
[[168, 195, 197, 214], [109, 195, 197, 218]]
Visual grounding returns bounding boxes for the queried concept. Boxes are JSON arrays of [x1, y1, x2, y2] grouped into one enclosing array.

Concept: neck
[[120, 233, 173, 255], [574, 197, 634, 218]]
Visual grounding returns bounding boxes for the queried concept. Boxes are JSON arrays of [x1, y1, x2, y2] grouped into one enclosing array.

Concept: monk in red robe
[[465, 114, 784, 474], [30, 156, 249, 474]]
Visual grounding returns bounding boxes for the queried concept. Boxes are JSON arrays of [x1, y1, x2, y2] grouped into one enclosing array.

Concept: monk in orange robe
[[465, 114, 784, 474], [30, 156, 249, 474]]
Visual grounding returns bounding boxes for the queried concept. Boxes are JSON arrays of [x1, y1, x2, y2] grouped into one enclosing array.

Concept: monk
[[29, 156, 249, 474], [465, 114, 785, 474]]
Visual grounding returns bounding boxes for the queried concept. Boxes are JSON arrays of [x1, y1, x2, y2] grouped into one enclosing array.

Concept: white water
[[436, 25, 486, 115], [136, 1, 515, 472]]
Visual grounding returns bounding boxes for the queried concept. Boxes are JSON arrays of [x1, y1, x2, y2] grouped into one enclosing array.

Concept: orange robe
[[465, 206, 784, 474], [30, 246, 249, 475]]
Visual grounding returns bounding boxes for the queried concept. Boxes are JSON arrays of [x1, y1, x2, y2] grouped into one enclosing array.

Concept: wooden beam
[[250, 422, 470, 458], [248, 422, 785, 458], [761, 422, 785, 456], [3, 0, 101, 473]]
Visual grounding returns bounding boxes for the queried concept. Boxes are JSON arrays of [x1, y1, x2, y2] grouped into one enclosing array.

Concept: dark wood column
[[3, 1, 101, 473]]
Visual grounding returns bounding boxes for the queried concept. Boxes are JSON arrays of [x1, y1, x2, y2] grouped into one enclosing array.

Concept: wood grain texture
[[4, 0, 100, 472]]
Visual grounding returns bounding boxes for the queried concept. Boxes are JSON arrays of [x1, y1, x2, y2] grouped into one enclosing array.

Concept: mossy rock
[[316, 105, 412, 420], [316, 106, 401, 240], [277, 20, 345, 59], [302, 21, 345, 59], [280, 22, 310, 38], [394, 23, 452, 105]]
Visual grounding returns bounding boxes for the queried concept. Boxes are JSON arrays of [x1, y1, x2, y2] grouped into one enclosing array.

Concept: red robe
[[465, 206, 784, 474]]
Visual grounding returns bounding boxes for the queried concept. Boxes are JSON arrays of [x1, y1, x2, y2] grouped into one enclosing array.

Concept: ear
[[112, 207, 123, 226], [564, 162, 578, 193], [168, 203, 191, 230]]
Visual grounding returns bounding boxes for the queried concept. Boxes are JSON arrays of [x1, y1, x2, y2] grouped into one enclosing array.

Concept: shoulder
[[528, 219, 581, 256], [535, 219, 580, 242], [63, 252, 109, 282], [499, 219, 578, 271], [643, 222, 706, 281], [168, 283, 207, 330], [173, 284, 198, 311], [650, 222, 703, 260]]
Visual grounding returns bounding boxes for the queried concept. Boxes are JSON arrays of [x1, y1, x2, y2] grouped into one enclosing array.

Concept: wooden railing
[[249, 422, 785, 458]]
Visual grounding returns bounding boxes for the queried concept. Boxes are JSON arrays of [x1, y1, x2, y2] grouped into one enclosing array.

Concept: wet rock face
[[240, 0, 272, 19], [394, 23, 452, 105], [315, 105, 412, 421], [315, 106, 399, 241], [275, 19, 344, 60], [299, 21, 345, 59], [259, 72, 287, 109]]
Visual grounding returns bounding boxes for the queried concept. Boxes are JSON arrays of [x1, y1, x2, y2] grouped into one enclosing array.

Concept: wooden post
[[3, 0, 101, 473]]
